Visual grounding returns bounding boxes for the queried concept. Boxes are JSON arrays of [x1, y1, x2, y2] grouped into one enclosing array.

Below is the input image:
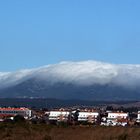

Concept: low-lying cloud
[[0, 60, 140, 89]]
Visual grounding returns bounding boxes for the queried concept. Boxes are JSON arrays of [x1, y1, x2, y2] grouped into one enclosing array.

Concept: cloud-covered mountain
[[1, 60, 140, 100]]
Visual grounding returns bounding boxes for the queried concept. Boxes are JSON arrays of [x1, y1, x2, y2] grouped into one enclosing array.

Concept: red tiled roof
[[117, 118, 128, 123], [0, 107, 29, 111]]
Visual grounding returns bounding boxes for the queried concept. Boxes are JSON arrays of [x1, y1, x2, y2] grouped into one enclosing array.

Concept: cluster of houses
[[46, 108, 100, 124], [0, 107, 140, 127], [101, 111, 128, 126], [46, 108, 140, 126]]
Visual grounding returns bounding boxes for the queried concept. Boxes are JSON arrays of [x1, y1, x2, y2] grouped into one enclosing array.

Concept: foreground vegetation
[[0, 122, 140, 140]]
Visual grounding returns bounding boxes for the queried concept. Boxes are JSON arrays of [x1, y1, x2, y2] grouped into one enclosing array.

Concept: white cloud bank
[[0, 60, 140, 89]]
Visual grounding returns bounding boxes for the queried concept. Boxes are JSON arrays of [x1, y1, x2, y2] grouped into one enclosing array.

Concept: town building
[[136, 111, 140, 123], [48, 109, 70, 122], [78, 110, 99, 123], [0, 107, 32, 119], [107, 112, 128, 126]]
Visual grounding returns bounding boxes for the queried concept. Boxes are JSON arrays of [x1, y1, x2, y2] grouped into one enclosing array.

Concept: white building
[[136, 111, 140, 123], [0, 107, 32, 119], [49, 110, 70, 122], [78, 111, 99, 123], [107, 112, 128, 126]]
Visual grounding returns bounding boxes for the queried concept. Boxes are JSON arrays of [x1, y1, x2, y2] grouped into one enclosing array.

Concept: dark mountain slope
[[0, 78, 139, 100]]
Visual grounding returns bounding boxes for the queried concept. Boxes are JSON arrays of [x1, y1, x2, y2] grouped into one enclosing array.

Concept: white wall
[[78, 112, 99, 121], [108, 113, 128, 119], [49, 111, 70, 120]]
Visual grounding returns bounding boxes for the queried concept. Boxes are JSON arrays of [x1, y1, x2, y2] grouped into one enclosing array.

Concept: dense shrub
[[14, 115, 25, 123]]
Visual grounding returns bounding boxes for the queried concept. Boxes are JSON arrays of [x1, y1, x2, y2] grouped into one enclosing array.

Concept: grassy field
[[0, 123, 140, 140]]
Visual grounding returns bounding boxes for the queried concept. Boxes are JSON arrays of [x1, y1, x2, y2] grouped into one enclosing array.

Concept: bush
[[14, 115, 25, 123]]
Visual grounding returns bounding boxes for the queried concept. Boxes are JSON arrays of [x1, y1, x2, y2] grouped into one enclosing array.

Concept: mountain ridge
[[0, 60, 140, 100]]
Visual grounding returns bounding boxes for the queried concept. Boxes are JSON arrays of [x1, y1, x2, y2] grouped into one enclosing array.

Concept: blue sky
[[0, 0, 140, 71]]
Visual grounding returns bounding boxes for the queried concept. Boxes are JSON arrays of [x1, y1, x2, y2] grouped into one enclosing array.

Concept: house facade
[[48, 110, 70, 122], [78, 111, 99, 123], [0, 107, 32, 119], [107, 112, 128, 126], [136, 111, 140, 123]]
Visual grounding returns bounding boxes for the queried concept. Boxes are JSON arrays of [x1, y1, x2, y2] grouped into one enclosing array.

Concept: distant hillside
[[0, 98, 137, 108]]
